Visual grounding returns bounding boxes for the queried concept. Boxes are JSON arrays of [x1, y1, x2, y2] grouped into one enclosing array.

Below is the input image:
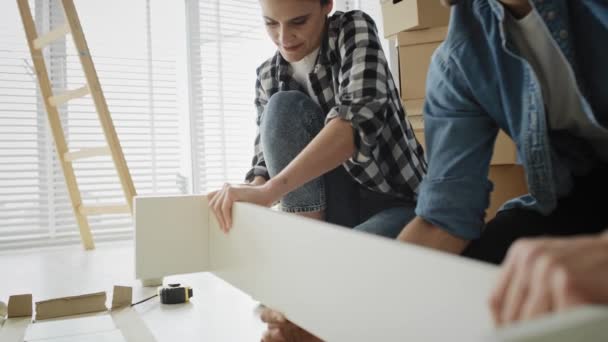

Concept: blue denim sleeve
[[415, 46, 498, 240]]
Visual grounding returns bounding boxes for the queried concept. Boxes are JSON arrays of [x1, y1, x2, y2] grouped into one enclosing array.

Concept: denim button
[[560, 30, 569, 39], [547, 11, 556, 20]]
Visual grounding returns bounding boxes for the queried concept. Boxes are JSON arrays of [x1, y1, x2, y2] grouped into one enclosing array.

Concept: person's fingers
[[519, 255, 554, 321], [551, 265, 588, 312], [260, 308, 286, 324], [489, 241, 521, 325], [267, 320, 296, 330], [211, 190, 227, 232], [260, 307, 273, 323], [500, 242, 537, 324], [261, 328, 272, 342], [261, 328, 286, 342], [206, 190, 219, 201], [282, 324, 322, 342], [221, 186, 234, 231], [271, 328, 286, 341], [254, 303, 266, 318], [489, 262, 515, 324], [207, 190, 219, 228]]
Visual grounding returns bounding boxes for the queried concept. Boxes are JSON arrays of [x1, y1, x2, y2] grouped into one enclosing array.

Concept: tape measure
[[158, 284, 193, 304]]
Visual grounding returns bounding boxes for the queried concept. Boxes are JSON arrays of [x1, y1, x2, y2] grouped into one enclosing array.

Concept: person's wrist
[[263, 177, 285, 204]]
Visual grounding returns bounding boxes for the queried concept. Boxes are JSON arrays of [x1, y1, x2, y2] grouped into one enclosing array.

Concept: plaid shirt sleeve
[[325, 12, 389, 164], [245, 73, 270, 182]]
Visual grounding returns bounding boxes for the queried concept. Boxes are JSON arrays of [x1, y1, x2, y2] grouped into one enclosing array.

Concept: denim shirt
[[416, 0, 608, 240]]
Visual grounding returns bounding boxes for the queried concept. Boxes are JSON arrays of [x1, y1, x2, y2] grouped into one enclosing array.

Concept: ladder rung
[[79, 204, 131, 216], [49, 85, 90, 107], [64, 147, 111, 161], [33, 23, 70, 50]]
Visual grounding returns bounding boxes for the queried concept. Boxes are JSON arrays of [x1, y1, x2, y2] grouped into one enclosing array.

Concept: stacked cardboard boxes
[[381, 1, 527, 220]]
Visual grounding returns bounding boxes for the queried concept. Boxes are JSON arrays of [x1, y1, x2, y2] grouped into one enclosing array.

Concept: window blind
[[0, 0, 183, 250], [187, 0, 276, 194]]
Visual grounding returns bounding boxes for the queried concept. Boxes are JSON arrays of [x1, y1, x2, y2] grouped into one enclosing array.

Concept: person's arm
[[209, 118, 355, 231], [265, 118, 354, 199], [398, 217, 469, 254], [397, 37, 498, 253]]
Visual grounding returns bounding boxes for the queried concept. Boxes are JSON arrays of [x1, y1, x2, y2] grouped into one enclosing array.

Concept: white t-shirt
[[290, 46, 321, 104], [506, 9, 608, 160]]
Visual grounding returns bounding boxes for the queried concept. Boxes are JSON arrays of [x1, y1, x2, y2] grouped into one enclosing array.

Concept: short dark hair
[[321, 0, 330, 4]]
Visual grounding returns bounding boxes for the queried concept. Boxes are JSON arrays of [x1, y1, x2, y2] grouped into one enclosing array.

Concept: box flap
[[111, 286, 133, 310], [35, 292, 107, 320], [397, 26, 448, 46], [7, 294, 32, 318]]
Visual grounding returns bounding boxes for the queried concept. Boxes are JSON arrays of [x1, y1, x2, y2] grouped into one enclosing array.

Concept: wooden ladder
[[16, 0, 137, 250]]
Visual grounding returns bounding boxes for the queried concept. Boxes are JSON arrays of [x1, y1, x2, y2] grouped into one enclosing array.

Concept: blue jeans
[[259, 91, 416, 238]]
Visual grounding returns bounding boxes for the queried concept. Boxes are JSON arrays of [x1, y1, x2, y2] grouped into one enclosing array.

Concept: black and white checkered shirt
[[246, 10, 427, 198]]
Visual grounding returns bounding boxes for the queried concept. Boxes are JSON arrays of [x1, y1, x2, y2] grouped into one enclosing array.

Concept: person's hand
[[207, 181, 278, 232], [489, 234, 608, 326], [260, 307, 323, 342]]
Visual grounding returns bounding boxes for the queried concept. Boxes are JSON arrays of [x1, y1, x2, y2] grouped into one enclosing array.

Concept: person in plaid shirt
[[208, 1, 425, 236], [206, 0, 425, 340]]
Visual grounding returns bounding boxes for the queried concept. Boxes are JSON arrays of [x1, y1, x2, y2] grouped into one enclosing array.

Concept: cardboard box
[[493, 130, 518, 165], [398, 27, 447, 100], [487, 165, 528, 220], [404, 99, 424, 116], [380, 0, 450, 38]]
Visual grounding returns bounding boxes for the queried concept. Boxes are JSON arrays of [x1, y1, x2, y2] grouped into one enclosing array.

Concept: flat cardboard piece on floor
[[111, 286, 132, 310], [0, 317, 30, 342], [25, 315, 116, 341], [35, 292, 107, 320], [7, 294, 32, 318], [31, 329, 126, 342]]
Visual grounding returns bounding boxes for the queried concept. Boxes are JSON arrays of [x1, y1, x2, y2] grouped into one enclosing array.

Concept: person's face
[[259, 0, 333, 62]]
